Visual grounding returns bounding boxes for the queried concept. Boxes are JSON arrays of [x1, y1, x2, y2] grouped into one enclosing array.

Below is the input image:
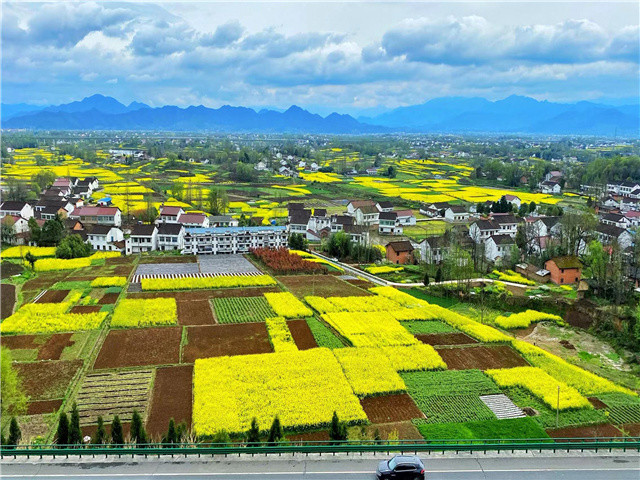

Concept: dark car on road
[[376, 455, 425, 479]]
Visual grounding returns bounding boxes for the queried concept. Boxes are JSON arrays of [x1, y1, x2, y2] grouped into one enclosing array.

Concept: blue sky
[[2, 1, 638, 115]]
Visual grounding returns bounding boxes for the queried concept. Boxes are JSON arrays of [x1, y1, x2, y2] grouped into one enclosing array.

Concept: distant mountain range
[[2, 94, 638, 136]]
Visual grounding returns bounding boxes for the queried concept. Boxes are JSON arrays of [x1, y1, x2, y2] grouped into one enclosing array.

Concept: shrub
[[110, 298, 177, 328]]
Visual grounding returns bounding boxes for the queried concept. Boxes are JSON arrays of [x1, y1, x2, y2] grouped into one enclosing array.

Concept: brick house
[[385, 240, 415, 265], [545, 256, 582, 285]]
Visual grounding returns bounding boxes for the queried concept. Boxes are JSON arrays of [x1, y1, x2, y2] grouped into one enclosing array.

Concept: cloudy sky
[[2, 1, 638, 115]]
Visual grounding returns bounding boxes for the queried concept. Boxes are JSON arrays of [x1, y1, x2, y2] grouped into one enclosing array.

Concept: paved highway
[[2, 452, 638, 479]]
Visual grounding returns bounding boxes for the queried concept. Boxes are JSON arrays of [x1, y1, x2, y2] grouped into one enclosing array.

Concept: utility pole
[[556, 385, 560, 429]]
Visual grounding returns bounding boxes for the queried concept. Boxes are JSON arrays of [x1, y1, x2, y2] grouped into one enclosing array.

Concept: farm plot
[[177, 300, 215, 325], [27, 399, 63, 415], [146, 365, 193, 437], [193, 348, 367, 435], [1, 283, 16, 319], [36, 333, 74, 360], [15, 360, 82, 401], [98, 292, 120, 304], [402, 370, 501, 424], [402, 320, 457, 335], [135, 263, 200, 276], [70, 305, 102, 314], [414, 417, 549, 441], [182, 324, 273, 363], [360, 394, 424, 423], [34, 289, 70, 303], [287, 319, 318, 350], [212, 297, 275, 323], [276, 275, 370, 298], [128, 286, 281, 301], [436, 345, 529, 370], [305, 317, 346, 349], [416, 333, 478, 346], [75, 370, 154, 426], [546, 423, 623, 438], [94, 327, 182, 369]]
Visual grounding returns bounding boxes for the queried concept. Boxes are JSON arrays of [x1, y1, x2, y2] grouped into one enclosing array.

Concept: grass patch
[[60, 330, 101, 361], [305, 316, 345, 349], [51, 281, 92, 291], [414, 417, 550, 440], [402, 288, 459, 308], [403, 321, 457, 335], [8, 349, 39, 362]]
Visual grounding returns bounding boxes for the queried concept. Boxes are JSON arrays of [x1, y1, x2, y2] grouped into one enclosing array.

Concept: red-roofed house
[[158, 205, 185, 223], [70, 206, 122, 227], [178, 213, 210, 228]]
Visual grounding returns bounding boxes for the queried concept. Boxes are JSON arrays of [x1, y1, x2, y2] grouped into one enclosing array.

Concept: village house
[[347, 200, 376, 216], [182, 225, 288, 255], [127, 224, 158, 254], [157, 223, 186, 251], [330, 215, 354, 233], [70, 206, 122, 227], [607, 181, 640, 196], [178, 212, 210, 228], [376, 201, 394, 212], [503, 194, 521, 209], [378, 212, 402, 235], [1, 215, 30, 245], [545, 256, 582, 285], [444, 205, 469, 222], [394, 209, 416, 226], [85, 225, 125, 252], [209, 215, 239, 228], [158, 205, 185, 223], [469, 215, 519, 243], [386, 240, 415, 265], [600, 212, 632, 229], [595, 223, 633, 249], [353, 204, 380, 226], [420, 201, 450, 218], [540, 180, 562, 194], [417, 236, 448, 264], [484, 235, 517, 262], [288, 209, 312, 235], [0, 201, 34, 220]]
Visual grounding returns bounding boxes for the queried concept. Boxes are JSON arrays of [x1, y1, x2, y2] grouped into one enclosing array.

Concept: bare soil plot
[[344, 279, 376, 289], [139, 256, 197, 264], [546, 423, 622, 438], [287, 319, 318, 350], [127, 286, 281, 301], [98, 292, 120, 304], [182, 324, 272, 363], [435, 345, 529, 370], [360, 394, 424, 424], [37, 333, 75, 360], [1, 283, 16, 319], [27, 399, 62, 415], [1, 261, 23, 279], [113, 265, 135, 276], [276, 275, 370, 298], [588, 397, 608, 409], [34, 289, 70, 303], [106, 256, 135, 265], [2, 334, 43, 350], [75, 370, 154, 425], [15, 360, 82, 401], [620, 423, 640, 436], [146, 365, 193, 438], [94, 327, 182, 369], [23, 272, 69, 291], [177, 300, 215, 325], [70, 305, 103, 314], [416, 333, 478, 346]]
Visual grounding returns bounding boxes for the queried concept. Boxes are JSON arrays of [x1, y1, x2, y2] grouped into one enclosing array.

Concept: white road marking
[[2, 467, 639, 477]]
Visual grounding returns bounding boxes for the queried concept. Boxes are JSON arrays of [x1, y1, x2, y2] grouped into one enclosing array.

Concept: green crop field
[[213, 297, 275, 323]]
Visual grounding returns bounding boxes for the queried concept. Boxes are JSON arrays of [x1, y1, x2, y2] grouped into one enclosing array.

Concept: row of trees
[[322, 231, 383, 263]]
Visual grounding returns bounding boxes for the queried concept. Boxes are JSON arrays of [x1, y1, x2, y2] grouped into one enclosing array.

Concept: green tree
[[110, 415, 124, 445], [386, 165, 397, 178], [56, 412, 69, 446], [267, 415, 283, 446], [39, 216, 65, 246], [288, 233, 307, 251], [162, 418, 178, 446], [68, 402, 82, 445], [31, 170, 56, 193], [329, 411, 347, 443], [24, 251, 37, 270], [130, 410, 148, 445], [92, 416, 107, 445], [56, 234, 92, 259], [28, 217, 41, 245], [423, 271, 430, 286], [435, 266, 443, 283], [246, 417, 261, 446], [0, 348, 27, 416], [170, 180, 184, 200], [7, 417, 21, 448]]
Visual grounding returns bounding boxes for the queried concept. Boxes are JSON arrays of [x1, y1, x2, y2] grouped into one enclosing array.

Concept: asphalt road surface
[[2, 452, 638, 479]]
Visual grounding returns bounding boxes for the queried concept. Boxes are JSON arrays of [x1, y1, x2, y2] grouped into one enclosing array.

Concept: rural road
[[2, 452, 638, 479]]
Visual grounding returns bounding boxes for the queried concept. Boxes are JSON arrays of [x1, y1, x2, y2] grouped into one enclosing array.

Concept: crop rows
[[213, 297, 275, 323], [111, 298, 178, 328]]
